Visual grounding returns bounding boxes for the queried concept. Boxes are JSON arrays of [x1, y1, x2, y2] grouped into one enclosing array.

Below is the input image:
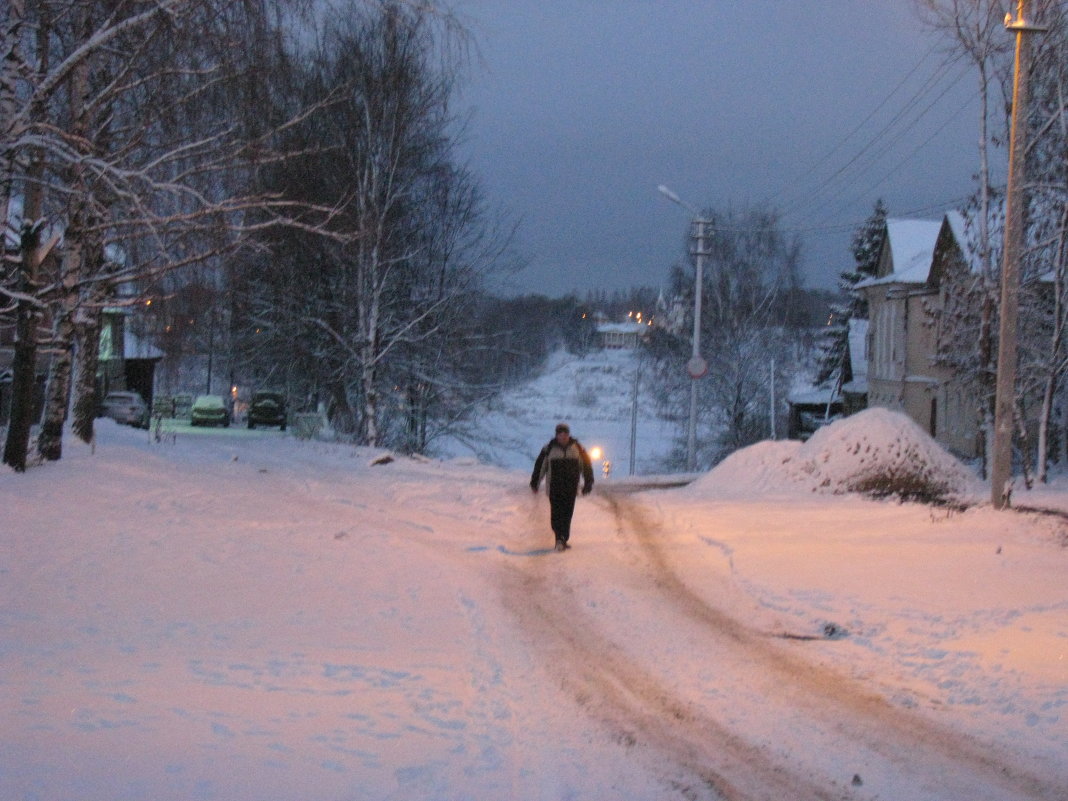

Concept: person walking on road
[[530, 422, 594, 551]]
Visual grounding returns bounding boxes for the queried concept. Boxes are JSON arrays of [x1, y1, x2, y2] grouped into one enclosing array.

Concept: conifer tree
[[814, 199, 886, 387]]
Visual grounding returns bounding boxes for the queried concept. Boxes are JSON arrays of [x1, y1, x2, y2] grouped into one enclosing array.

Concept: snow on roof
[[124, 329, 164, 360], [689, 407, 981, 502], [596, 321, 647, 334], [944, 209, 1004, 279], [786, 387, 837, 405], [858, 218, 942, 288], [887, 219, 942, 280], [944, 210, 979, 273]]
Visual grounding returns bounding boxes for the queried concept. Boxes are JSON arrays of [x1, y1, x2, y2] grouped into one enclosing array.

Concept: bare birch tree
[[2, 3, 52, 471], [649, 205, 803, 468], [915, 0, 1013, 476], [1018, 1, 1068, 481], [233, 2, 496, 449], [2, 0, 331, 468]]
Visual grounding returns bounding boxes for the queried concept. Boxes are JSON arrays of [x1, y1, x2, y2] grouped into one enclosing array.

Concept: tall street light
[[991, 0, 1044, 509], [658, 185, 710, 472]]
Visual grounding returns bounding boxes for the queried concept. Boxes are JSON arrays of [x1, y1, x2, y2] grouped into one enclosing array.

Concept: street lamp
[[659, 185, 710, 472]]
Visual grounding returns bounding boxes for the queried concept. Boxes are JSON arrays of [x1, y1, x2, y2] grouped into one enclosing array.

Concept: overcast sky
[[450, 1, 1000, 297]]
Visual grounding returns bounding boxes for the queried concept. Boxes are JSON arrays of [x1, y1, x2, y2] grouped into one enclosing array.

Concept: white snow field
[[2, 405, 1066, 800], [433, 348, 678, 474]]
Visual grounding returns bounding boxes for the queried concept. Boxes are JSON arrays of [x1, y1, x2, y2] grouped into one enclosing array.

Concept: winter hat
[[555, 422, 570, 434]]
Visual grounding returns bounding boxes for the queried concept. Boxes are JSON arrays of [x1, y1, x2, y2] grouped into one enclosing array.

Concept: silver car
[[101, 391, 149, 428]]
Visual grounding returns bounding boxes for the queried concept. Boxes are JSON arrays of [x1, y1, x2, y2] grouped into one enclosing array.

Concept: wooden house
[[859, 216, 981, 458]]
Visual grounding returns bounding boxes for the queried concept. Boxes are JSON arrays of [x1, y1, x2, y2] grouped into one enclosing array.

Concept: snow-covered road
[[2, 422, 1065, 800], [498, 489, 1059, 800]]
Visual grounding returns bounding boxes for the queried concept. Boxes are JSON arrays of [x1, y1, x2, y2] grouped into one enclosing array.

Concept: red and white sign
[[686, 356, 708, 379]]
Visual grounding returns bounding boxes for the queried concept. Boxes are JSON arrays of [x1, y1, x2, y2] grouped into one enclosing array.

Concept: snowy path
[[498, 489, 1065, 801]]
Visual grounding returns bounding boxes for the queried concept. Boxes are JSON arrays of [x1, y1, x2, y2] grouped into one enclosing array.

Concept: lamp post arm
[[658, 184, 698, 217]]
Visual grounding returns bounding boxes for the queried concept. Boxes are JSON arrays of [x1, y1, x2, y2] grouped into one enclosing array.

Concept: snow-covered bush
[[795, 408, 980, 503], [693, 408, 982, 505]]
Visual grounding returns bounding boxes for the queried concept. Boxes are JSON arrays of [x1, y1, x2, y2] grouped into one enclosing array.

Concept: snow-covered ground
[[2, 352, 1067, 800], [434, 348, 678, 475]]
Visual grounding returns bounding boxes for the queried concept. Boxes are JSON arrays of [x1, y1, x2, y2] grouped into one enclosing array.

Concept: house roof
[[944, 211, 975, 270], [858, 218, 942, 288], [787, 387, 838, 405], [596, 322, 647, 335], [125, 329, 164, 360]]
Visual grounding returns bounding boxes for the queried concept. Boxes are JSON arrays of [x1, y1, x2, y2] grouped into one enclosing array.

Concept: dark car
[[247, 391, 287, 430], [190, 394, 231, 427]]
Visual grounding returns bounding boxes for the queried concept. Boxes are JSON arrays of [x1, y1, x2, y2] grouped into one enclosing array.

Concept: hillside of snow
[[435, 348, 678, 474]]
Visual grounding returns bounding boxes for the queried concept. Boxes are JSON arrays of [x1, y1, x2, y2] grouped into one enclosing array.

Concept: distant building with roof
[[596, 320, 649, 349]]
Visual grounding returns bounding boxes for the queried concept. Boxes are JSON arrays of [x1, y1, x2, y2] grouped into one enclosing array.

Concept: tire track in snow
[[500, 490, 1061, 801], [498, 504, 839, 801], [604, 491, 1059, 801]]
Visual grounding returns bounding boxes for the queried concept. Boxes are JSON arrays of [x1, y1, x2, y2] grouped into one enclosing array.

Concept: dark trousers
[[549, 490, 577, 542]]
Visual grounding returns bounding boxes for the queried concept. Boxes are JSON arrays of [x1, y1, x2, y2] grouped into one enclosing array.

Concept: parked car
[[101, 391, 149, 428], [190, 394, 231, 427], [247, 390, 287, 430]]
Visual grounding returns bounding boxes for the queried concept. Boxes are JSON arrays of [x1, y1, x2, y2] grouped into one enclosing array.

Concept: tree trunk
[[71, 306, 102, 445], [1037, 208, 1068, 482], [38, 10, 91, 463], [975, 53, 999, 483], [361, 357, 379, 446], [2, 5, 47, 471], [2, 220, 42, 472], [358, 246, 381, 447], [978, 294, 995, 479], [1036, 372, 1056, 483], [38, 309, 74, 461], [0, 0, 26, 230]]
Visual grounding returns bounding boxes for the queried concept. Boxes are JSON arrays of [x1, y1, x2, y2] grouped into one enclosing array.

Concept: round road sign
[[686, 355, 708, 379]]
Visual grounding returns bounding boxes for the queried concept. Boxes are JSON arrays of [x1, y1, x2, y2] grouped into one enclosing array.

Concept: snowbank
[[692, 408, 983, 503], [691, 438, 803, 497]]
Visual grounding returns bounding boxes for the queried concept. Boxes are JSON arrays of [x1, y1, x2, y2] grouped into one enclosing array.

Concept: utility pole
[[658, 185, 710, 472], [769, 357, 777, 439], [206, 307, 215, 396], [629, 353, 640, 476], [991, 0, 1044, 509], [686, 217, 709, 471]]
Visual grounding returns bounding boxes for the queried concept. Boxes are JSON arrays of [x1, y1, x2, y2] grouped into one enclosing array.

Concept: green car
[[190, 394, 231, 427]]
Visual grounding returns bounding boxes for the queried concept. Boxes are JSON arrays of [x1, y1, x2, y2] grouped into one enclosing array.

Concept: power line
[[660, 193, 972, 239], [764, 41, 943, 209], [778, 54, 972, 221], [804, 86, 982, 230]]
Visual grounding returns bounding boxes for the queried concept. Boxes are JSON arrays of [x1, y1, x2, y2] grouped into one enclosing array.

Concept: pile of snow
[[694, 408, 982, 503], [692, 438, 804, 497], [797, 407, 982, 501]]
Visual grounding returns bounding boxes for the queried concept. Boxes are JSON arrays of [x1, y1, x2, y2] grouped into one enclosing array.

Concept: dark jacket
[[531, 437, 594, 498]]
